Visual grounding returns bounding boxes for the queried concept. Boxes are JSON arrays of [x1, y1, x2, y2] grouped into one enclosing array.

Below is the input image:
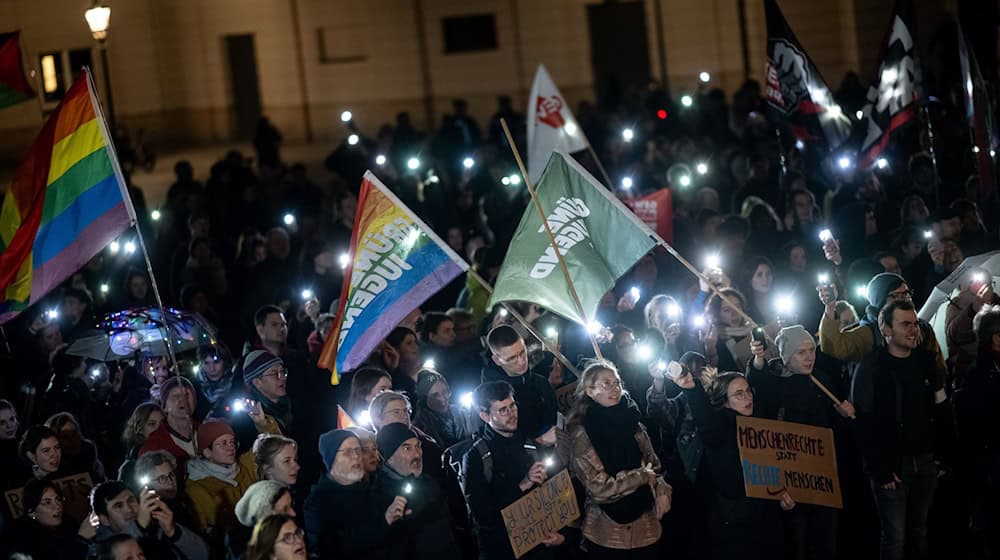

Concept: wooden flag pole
[[500, 118, 604, 360], [468, 270, 581, 378], [585, 143, 615, 190]]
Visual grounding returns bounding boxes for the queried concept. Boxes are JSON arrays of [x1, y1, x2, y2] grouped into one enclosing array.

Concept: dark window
[[441, 14, 497, 54], [68, 48, 93, 82]]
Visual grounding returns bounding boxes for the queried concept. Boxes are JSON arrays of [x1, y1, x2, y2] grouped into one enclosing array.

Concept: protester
[[17, 425, 64, 485], [4, 479, 90, 560], [482, 326, 558, 442], [245, 514, 306, 560], [567, 361, 671, 558], [140, 376, 198, 474], [118, 402, 162, 482], [462, 381, 565, 560], [233, 481, 297, 558], [412, 370, 469, 449], [44, 412, 106, 483], [131, 451, 191, 528], [346, 366, 394, 424]]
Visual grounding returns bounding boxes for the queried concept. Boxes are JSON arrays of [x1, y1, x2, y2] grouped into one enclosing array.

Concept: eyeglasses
[[729, 388, 754, 401], [492, 401, 518, 418], [262, 368, 289, 380], [495, 346, 527, 365], [277, 527, 305, 545], [337, 447, 363, 458], [149, 472, 176, 485], [887, 288, 913, 302], [593, 379, 622, 391]]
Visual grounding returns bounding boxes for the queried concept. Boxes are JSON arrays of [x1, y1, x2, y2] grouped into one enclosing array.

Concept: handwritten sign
[[554, 382, 577, 415], [5, 472, 94, 521], [501, 468, 580, 558], [736, 416, 841, 509]]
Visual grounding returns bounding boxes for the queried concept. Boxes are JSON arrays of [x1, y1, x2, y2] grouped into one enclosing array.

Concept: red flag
[[0, 31, 35, 109], [624, 189, 673, 244]]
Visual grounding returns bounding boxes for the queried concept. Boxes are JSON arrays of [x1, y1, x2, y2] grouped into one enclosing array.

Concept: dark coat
[[480, 365, 558, 440], [303, 475, 387, 560], [370, 466, 460, 559]]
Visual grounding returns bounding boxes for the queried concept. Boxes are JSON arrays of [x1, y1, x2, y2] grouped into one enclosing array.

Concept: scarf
[[414, 405, 463, 448], [250, 385, 293, 429], [187, 458, 241, 486], [583, 394, 653, 524], [721, 325, 753, 367], [196, 370, 232, 405]]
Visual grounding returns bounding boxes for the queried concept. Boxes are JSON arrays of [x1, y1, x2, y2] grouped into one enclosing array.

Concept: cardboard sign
[[5, 472, 94, 521], [554, 382, 578, 415], [736, 416, 842, 509], [501, 468, 580, 558]]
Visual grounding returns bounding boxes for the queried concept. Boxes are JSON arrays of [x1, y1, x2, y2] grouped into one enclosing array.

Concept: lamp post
[[85, 3, 115, 129]]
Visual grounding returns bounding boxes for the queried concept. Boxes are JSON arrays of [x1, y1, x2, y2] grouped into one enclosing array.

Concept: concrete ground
[[0, 142, 335, 212]]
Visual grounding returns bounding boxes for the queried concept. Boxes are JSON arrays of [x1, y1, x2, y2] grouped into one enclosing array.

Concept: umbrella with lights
[[67, 306, 218, 361]]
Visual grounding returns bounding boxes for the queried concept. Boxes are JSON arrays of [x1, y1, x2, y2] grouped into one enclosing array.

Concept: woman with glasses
[[567, 361, 671, 559], [246, 514, 307, 560], [679, 365, 794, 560], [412, 370, 468, 449], [4, 479, 90, 560]]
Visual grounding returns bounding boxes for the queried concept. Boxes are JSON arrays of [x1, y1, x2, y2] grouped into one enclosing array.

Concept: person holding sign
[[747, 325, 854, 560], [460, 381, 566, 560], [679, 366, 794, 560], [567, 361, 671, 559]]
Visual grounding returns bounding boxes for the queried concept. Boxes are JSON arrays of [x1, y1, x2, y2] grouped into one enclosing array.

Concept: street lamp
[[85, 2, 115, 128]]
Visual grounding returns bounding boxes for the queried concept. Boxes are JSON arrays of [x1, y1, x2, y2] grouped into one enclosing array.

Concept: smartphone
[[752, 327, 768, 351]]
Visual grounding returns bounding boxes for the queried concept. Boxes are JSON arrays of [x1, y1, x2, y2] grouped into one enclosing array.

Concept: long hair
[[566, 360, 621, 430], [347, 367, 392, 415], [700, 368, 748, 409], [253, 434, 297, 480], [122, 402, 162, 449], [246, 514, 297, 560]]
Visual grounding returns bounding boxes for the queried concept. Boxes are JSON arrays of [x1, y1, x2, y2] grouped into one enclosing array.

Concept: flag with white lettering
[[318, 171, 468, 384], [489, 151, 656, 325], [764, 0, 852, 155], [527, 65, 590, 184], [855, 0, 921, 169], [958, 25, 997, 199]]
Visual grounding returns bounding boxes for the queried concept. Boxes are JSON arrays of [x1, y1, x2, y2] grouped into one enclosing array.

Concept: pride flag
[[318, 171, 467, 384], [0, 69, 134, 323]]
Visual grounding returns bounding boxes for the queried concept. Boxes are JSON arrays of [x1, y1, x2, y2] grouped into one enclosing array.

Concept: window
[[441, 14, 497, 54], [317, 26, 368, 64], [38, 47, 93, 104]]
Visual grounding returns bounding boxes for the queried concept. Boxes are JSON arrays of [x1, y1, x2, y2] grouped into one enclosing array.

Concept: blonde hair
[[566, 360, 621, 429]]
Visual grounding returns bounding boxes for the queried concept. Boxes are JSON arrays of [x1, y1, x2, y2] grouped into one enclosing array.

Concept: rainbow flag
[[0, 68, 134, 323], [318, 171, 468, 384]]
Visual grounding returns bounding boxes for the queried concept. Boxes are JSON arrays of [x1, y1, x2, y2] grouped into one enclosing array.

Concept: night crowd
[[2, 56, 1000, 560]]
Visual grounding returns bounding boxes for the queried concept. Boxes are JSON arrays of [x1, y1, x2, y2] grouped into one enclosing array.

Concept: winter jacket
[[569, 423, 670, 550], [185, 450, 259, 558], [4, 517, 89, 560], [369, 465, 460, 559], [946, 292, 1000, 382], [745, 358, 842, 428], [140, 421, 197, 476], [90, 518, 208, 560], [645, 385, 703, 482], [303, 475, 388, 560]]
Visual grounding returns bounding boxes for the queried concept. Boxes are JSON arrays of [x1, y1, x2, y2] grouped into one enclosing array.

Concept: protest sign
[[736, 416, 842, 508], [624, 189, 673, 244], [501, 468, 580, 558], [554, 382, 577, 415], [5, 472, 94, 521]]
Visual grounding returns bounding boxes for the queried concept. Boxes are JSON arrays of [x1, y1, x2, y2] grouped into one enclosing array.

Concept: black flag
[[855, 0, 921, 169], [764, 0, 852, 156]]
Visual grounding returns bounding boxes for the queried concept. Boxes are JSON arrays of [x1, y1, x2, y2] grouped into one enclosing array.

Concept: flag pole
[[468, 270, 581, 378], [500, 118, 604, 359], [84, 67, 180, 376], [585, 143, 615, 190]]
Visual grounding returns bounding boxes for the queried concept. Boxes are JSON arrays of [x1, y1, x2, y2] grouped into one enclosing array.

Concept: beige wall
[[0, 0, 951, 163]]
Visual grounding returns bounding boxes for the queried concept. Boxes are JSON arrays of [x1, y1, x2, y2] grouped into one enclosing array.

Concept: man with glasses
[[461, 381, 564, 560], [817, 272, 949, 396], [483, 325, 558, 442], [89, 480, 207, 560], [370, 423, 460, 557], [230, 350, 295, 452]]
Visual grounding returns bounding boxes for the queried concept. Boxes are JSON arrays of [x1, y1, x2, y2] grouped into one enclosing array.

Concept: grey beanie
[[234, 480, 285, 527], [775, 325, 815, 365]]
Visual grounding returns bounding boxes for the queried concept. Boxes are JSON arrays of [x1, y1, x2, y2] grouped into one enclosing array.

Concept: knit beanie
[[234, 480, 284, 527], [319, 429, 357, 472], [775, 325, 815, 365], [196, 420, 235, 456], [243, 350, 282, 385], [376, 423, 417, 461], [866, 273, 906, 311]]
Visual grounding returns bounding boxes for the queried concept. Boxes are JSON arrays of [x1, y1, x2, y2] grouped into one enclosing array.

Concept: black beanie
[[376, 423, 417, 461]]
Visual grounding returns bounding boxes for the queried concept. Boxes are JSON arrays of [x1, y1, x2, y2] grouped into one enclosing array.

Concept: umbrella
[[917, 250, 1000, 360], [67, 306, 219, 361]]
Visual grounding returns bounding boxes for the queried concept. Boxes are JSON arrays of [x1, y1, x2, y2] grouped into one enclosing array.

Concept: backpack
[[445, 437, 493, 487]]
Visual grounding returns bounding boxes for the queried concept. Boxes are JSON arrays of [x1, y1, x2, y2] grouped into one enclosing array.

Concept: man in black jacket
[[461, 381, 564, 560], [857, 300, 950, 560], [481, 326, 558, 441], [371, 423, 460, 559]]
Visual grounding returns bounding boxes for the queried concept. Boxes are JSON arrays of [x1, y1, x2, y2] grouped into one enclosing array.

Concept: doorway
[[587, 2, 652, 111], [225, 34, 262, 140]]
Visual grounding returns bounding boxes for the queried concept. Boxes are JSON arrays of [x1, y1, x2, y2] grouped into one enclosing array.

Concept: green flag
[[489, 151, 657, 325]]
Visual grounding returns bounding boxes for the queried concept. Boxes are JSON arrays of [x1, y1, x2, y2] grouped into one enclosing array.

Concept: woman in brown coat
[[568, 360, 672, 559]]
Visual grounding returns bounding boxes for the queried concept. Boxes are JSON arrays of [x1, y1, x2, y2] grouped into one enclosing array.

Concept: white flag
[[526, 64, 590, 183]]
